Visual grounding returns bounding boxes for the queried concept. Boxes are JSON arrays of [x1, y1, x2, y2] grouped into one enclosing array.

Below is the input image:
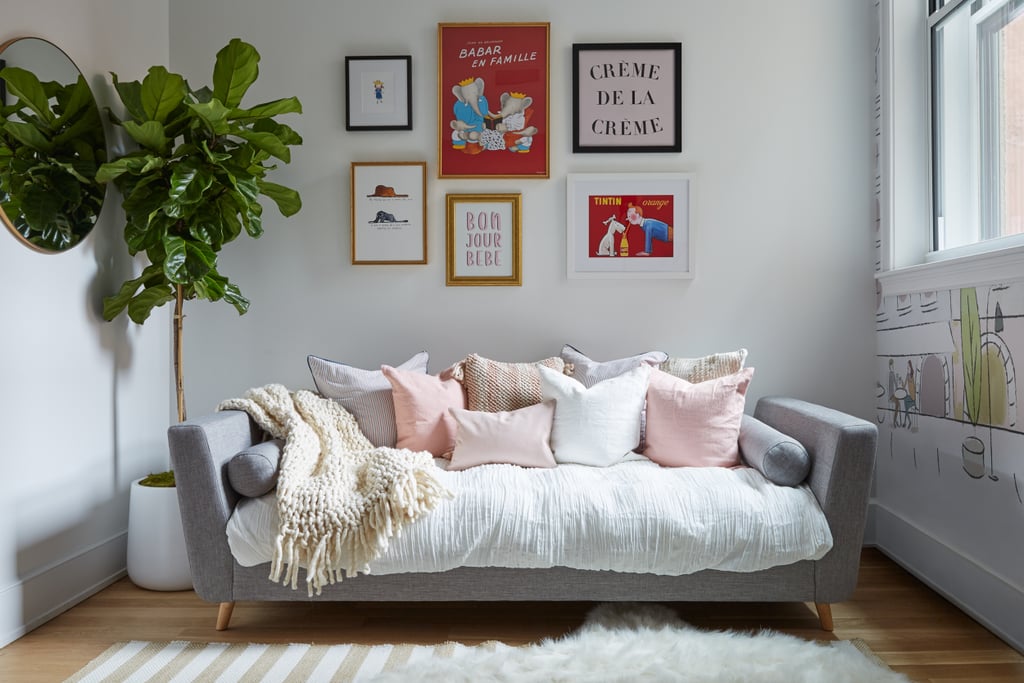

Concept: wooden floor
[[0, 549, 1020, 682]]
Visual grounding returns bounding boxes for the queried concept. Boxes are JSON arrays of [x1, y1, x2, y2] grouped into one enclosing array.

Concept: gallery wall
[[167, 0, 878, 424]]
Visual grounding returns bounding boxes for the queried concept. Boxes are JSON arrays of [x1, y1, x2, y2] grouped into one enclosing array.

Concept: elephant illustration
[[370, 211, 406, 224], [489, 91, 539, 153], [450, 77, 489, 152]]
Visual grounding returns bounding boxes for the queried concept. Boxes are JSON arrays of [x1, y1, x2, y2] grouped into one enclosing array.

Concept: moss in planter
[[139, 471, 175, 487]]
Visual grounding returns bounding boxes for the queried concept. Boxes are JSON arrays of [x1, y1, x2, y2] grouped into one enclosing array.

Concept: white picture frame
[[566, 172, 694, 279]]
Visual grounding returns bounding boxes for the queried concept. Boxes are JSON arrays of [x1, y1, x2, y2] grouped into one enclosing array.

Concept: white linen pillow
[[538, 364, 651, 467], [307, 351, 428, 447], [560, 344, 667, 388], [447, 401, 557, 471]]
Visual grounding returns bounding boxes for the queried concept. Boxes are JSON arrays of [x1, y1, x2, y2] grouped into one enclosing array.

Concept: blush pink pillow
[[447, 401, 557, 471], [382, 365, 466, 458], [643, 367, 754, 467]]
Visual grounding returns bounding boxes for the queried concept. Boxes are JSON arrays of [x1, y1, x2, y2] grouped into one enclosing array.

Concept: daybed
[[167, 350, 877, 633]]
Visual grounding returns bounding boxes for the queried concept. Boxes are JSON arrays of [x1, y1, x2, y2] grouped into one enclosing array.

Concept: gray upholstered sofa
[[168, 396, 876, 632]]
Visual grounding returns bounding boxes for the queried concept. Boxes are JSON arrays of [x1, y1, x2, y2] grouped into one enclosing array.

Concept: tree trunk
[[174, 284, 186, 423]]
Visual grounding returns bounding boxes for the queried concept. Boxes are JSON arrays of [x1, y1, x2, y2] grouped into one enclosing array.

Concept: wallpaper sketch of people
[[876, 283, 1021, 504]]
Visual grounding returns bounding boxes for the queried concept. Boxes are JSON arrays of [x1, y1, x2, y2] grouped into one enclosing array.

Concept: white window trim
[[876, 241, 1024, 295], [877, 0, 1024, 297]]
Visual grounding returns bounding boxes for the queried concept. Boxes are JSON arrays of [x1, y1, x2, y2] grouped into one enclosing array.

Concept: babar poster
[[438, 23, 549, 178], [587, 194, 675, 258]]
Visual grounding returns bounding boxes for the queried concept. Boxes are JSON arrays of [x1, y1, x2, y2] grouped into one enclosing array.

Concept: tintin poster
[[567, 173, 693, 279], [437, 23, 549, 179]]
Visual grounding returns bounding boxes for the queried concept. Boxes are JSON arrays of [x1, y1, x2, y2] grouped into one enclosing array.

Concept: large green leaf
[[127, 284, 176, 324], [53, 76, 94, 126], [212, 39, 259, 108], [122, 120, 170, 152], [169, 161, 213, 205], [0, 67, 55, 124], [110, 73, 146, 122], [232, 96, 303, 121], [252, 118, 303, 146], [102, 265, 164, 320], [186, 99, 232, 136], [140, 66, 186, 123], [258, 180, 302, 217], [233, 129, 290, 162], [2, 120, 54, 153], [96, 154, 165, 183]]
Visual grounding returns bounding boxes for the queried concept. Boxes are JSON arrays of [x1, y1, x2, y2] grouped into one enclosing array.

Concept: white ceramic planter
[[126, 478, 194, 591]]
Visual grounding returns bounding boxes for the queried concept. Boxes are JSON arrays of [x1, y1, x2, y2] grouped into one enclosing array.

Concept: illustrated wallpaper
[[875, 280, 1024, 581]]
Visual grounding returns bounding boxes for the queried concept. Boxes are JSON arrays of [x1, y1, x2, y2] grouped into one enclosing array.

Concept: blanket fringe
[[225, 384, 454, 596]]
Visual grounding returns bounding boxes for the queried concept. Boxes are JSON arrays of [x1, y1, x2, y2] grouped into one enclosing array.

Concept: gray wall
[[0, 0, 170, 646]]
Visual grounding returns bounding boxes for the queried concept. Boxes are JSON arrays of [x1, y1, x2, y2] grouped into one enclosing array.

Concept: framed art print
[[446, 193, 521, 286], [437, 22, 549, 179], [566, 173, 694, 279], [351, 161, 426, 264], [572, 43, 682, 153], [345, 56, 412, 131]]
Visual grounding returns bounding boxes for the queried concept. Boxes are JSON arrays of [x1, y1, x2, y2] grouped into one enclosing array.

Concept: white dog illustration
[[597, 215, 626, 256]]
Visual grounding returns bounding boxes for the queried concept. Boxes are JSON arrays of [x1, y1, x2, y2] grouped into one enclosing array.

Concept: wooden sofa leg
[[216, 602, 235, 631], [815, 602, 834, 632]]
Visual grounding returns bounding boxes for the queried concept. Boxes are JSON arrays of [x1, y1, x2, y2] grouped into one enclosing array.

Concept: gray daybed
[[168, 396, 877, 632]]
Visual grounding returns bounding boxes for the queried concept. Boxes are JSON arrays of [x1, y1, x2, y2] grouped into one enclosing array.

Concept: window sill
[[875, 243, 1024, 297]]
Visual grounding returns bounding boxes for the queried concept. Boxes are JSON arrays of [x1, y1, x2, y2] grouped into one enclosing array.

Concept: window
[[930, 0, 1024, 255]]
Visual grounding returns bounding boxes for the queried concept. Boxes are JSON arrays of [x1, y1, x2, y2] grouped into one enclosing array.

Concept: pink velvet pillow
[[643, 367, 754, 467], [382, 365, 466, 458], [447, 400, 557, 471]]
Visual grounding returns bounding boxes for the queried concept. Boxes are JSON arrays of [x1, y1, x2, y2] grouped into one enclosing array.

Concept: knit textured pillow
[[456, 353, 567, 412], [659, 348, 748, 383]]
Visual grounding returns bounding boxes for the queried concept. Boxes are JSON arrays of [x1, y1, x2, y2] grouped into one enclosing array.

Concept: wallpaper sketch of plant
[[876, 283, 1021, 502]]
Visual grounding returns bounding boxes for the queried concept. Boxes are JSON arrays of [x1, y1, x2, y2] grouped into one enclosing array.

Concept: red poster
[[438, 23, 549, 179], [586, 194, 675, 258]]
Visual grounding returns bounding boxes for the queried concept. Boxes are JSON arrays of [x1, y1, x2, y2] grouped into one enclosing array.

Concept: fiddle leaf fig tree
[[98, 39, 302, 421]]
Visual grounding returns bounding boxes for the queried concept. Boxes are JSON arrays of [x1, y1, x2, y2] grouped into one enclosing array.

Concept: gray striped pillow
[[308, 352, 429, 447], [560, 344, 668, 388]]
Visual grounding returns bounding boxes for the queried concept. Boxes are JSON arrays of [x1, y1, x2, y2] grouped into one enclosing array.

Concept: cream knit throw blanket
[[218, 384, 453, 596]]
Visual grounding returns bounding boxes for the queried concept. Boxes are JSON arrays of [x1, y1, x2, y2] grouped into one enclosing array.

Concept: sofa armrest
[[753, 396, 877, 602], [168, 410, 263, 602]]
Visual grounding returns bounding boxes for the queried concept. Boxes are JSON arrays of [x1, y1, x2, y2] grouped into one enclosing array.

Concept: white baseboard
[[870, 502, 1024, 654], [0, 532, 127, 648]]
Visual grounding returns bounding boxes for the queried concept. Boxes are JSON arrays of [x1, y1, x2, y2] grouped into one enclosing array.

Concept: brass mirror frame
[[0, 36, 107, 254]]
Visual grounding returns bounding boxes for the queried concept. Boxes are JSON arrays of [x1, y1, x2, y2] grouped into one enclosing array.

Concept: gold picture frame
[[445, 193, 521, 286], [350, 161, 427, 264]]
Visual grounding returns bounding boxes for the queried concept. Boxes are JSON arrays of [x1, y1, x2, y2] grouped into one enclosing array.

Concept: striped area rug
[[65, 640, 512, 683]]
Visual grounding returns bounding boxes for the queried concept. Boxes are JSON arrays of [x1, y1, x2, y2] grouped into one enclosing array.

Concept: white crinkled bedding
[[226, 459, 833, 576]]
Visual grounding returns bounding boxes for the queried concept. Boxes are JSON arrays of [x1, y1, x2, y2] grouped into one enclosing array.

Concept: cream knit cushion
[[457, 353, 567, 412], [659, 348, 748, 383]]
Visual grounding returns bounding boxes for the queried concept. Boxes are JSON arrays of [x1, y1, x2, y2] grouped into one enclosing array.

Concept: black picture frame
[[345, 55, 412, 131], [0, 59, 6, 107], [572, 43, 682, 153]]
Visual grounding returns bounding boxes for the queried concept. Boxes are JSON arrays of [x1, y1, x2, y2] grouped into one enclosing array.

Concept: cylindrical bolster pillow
[[227, 438, 283, 497], [738, 415, 810, 486]]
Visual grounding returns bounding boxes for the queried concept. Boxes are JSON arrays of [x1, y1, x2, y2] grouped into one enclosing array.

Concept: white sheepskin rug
[[371, 603, 910, 683]]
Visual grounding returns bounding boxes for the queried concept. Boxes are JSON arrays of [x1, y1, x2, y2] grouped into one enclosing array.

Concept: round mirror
[[0, 37, 107, 253]]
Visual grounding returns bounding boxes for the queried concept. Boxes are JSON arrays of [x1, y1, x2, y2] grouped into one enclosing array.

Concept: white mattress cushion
[[227, 459, 833, 577]]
